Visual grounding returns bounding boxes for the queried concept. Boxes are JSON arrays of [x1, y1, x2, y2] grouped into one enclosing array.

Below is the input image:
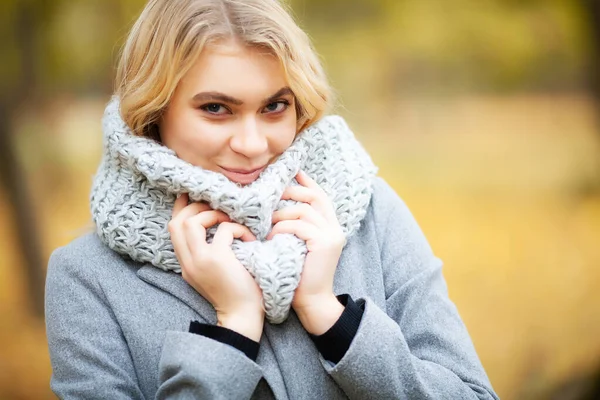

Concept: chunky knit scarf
[[90, 97, 377, 323]]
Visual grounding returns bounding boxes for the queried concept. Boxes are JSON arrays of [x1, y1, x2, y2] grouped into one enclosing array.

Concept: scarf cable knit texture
[[90, 96, 378, 323]]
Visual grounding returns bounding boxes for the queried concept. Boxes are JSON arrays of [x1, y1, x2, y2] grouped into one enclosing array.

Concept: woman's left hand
[[267, 170, 346, 335]]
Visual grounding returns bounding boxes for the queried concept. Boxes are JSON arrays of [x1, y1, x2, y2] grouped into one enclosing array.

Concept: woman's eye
[[201, 103, 229, 115], [262, 101, 289, 114]]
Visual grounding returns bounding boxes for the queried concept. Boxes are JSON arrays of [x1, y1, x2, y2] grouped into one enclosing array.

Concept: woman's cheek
[[167, 120, 221, 166], [270, 119, 298, 151]]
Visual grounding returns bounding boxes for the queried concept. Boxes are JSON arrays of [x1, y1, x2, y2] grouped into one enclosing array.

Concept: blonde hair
[[115, 0, 332, 139]]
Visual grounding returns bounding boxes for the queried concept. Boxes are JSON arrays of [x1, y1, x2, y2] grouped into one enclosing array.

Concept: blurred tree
[[544, 363, 600, 400], [0, 0, 64, 318], [584, 0, 600, 104], [0, 0, 140, 318]]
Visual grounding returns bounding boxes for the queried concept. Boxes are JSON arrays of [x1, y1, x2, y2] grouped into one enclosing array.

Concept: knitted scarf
[[90, 97, 377, 323]]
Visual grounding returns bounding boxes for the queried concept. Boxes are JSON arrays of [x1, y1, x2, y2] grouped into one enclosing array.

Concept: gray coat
[[45, 177, 499, 399]]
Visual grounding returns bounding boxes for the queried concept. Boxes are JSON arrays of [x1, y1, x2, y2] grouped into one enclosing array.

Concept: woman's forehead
[[178, 40, 289, 103]]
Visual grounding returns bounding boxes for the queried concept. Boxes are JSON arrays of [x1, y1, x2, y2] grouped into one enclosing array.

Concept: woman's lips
[[219, 165, 267, 185]]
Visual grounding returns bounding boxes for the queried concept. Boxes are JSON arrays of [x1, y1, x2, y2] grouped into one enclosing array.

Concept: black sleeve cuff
[[189, 320, 260, 361], [308, 294, 365, 364]]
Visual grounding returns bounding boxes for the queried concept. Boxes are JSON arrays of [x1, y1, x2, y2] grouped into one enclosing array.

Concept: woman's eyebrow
[[192, 92, 243, 105], [192, 87, 294, 106], [262, 87, 294, 104]]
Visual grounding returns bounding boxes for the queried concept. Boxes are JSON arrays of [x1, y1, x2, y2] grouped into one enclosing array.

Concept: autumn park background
[[1, 1, 600, 399]]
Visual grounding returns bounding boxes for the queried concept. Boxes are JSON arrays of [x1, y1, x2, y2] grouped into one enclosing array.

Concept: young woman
[[45, 0, 499, 399]]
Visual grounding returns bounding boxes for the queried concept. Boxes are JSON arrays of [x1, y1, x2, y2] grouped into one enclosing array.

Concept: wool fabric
[[90, 96, 377, 323]]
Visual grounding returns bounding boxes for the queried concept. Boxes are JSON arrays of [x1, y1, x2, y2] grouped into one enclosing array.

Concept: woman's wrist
[[294, 294, 345, 335], [217, 308, 264, 342]]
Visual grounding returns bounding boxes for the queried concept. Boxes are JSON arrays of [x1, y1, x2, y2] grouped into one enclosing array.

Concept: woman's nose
[[229, 118, 268, 158]]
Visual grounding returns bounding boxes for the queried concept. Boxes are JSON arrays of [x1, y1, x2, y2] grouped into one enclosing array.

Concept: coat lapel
[[136, 265, 217, 324]]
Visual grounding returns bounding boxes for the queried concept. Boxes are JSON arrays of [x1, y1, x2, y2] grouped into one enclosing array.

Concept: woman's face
[[159, 39, 298, 185]]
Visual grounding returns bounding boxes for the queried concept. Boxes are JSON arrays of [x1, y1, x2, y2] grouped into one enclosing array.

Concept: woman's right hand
[[169, 194, 265, 342]]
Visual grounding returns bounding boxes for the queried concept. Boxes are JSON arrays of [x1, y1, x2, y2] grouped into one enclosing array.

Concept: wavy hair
[[115, 0, 332, 139]]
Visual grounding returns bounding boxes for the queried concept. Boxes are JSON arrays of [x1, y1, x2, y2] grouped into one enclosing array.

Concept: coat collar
[[136, 264, 217, 324]]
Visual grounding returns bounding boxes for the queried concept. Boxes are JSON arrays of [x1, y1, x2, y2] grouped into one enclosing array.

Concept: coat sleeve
[[320, 177, 499, 400], [45, 246, 263, 400]]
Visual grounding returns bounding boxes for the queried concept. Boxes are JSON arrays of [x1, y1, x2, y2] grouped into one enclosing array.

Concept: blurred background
[[1, 0, 600, 399]]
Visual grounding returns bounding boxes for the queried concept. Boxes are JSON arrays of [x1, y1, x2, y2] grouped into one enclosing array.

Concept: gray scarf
[[91, 96, 377, 323]]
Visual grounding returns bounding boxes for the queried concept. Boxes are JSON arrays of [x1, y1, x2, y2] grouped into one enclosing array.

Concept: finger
[[183, 221, 208, 260], [281, 185, 318, 204], [296, 170, 323, 193], [170, 196, 211, 263], [171, 199, 213, 227], [169, 217, 194, 271], [272, 203, 325, 227], [281, 184, 336, 222], [266, 220, 318, 241], [212, 222, 256, 247], [183, 212, 229, 259], [172, 193, 188, 218], [185, 210, 231, 238], [169, 201, 213, 245]]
